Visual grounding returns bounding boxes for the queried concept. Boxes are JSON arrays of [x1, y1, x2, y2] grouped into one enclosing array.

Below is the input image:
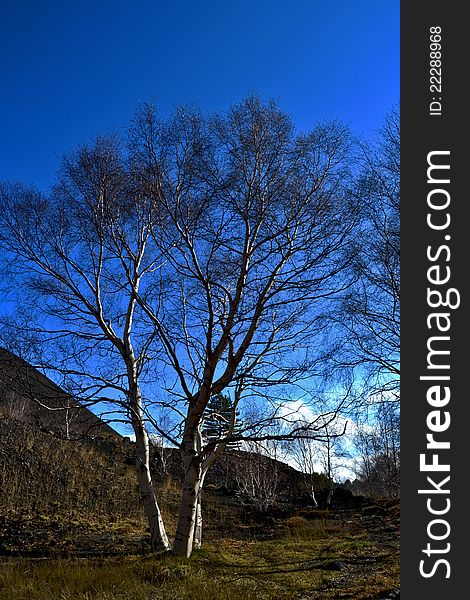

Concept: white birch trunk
[[173, 416, 206, 557], [65, 405, 70, 440], [126, 357, 170, 552], [193, 487, 203, 550], [174, 410, 227, 557], [133, 420, 170, 551], [193, 469, 208, 550], [173, 457, 201, 557], [309, 486, 318, 508]]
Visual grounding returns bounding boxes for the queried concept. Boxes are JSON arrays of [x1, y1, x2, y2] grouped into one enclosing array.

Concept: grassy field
[[0, 508, 399, 600]]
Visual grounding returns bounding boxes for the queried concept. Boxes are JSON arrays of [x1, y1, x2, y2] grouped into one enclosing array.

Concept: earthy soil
[[0, 500, 399, 558]]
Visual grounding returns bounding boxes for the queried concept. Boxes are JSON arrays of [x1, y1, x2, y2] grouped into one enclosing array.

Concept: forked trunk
[[173, 414, 225, 556]]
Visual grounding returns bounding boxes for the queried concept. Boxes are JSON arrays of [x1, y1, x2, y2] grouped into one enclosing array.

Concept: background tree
[[319, 417, 350, 506], [202, 393, 241, 445], [289, 414, 350, 507], [289, 430, 320, 506], [333, 107, 400, 407], [232, 439, 281, 512], [352, 403, 400, 498]]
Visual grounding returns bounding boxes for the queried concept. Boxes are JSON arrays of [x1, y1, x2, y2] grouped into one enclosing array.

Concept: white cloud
[[275, 400, 359, 481]]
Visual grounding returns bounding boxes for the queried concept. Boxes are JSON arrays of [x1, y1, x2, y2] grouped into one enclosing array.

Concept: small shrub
[[286, 516, 309, 529]]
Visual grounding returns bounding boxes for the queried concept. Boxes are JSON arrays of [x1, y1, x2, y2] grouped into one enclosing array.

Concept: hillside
[[0, 410, 332, 524], [0, 415, 292, 557], [0, 418, 139, 521], [0, 348, 120, 441], [0, 348, 338, 506]]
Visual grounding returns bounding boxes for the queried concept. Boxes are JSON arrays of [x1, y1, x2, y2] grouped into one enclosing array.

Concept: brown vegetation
[[0, 409, 399, 598]]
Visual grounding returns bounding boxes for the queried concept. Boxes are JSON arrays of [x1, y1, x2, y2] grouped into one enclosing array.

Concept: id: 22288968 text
[[429, 26, 442, 116]]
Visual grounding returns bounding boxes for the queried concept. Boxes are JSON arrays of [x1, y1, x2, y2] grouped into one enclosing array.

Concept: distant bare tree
[[353, 403, 400, 498], [333, 107, 400, 407], [290, 414, 349, 507], [290, 425, 321, 506], [233, 440, 281, 511], [2, 389, 28, 421], [150, 412, 176, 478], [319, 418, 350, 506]]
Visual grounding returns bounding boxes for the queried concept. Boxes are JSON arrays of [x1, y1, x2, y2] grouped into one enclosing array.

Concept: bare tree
[[353, 403, 400, 498], [149, 411, 177, 478], [289, 413, 350, 507], [2, 389, 29, 421], [290, 426, 321, 507], [128, 96, 359, 556], [333, 107, 400, 407], [319, 418, 350, 506], [0, 139, 171, 550], [0, 96, 360, 557], [233, 440, 281, 512]]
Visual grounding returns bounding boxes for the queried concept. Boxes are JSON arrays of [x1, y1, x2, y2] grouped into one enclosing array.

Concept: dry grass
[[0, 420, 142, 520], [0, 514, 399, 600]]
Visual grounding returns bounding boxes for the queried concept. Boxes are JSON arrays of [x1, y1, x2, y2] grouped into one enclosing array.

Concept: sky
[[0, 0, 399, 191], [0, 1, 399, 473]]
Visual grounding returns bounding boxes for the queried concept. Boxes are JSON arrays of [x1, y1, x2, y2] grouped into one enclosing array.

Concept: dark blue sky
[[0, 0, 399, 191]]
